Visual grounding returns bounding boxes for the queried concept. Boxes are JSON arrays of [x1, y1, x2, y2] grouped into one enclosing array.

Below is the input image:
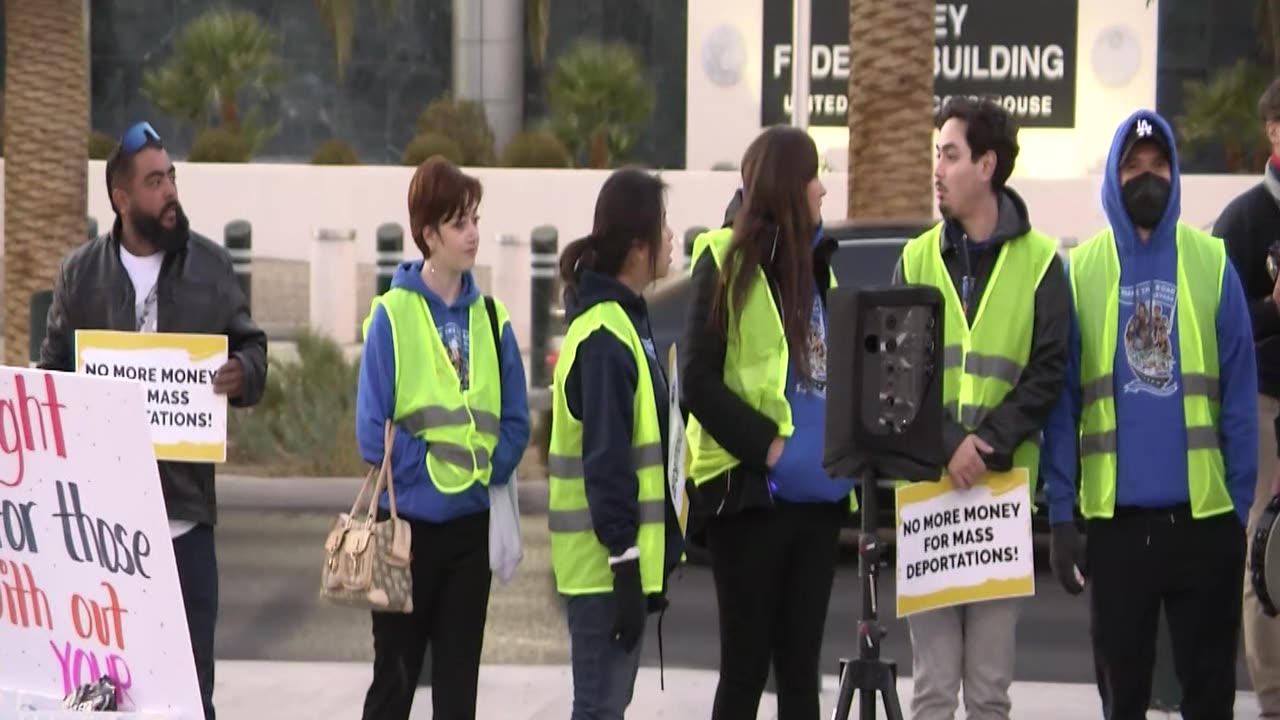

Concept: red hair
[[407, 156, 483, 257]]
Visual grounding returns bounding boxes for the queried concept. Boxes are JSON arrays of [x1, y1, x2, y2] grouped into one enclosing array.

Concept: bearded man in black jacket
[[38, 121, 268, 720]]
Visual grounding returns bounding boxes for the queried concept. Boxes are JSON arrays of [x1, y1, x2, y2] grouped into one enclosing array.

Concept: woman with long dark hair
[[548, 167, 685, 719], [682, 126, 855, 719]]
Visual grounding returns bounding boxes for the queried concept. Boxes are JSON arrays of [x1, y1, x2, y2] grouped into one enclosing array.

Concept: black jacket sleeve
[[566, 328, 642, 557], [679, 253, 779, 471], [37, 256, 75, 372], [973, 253, 1070, 465], [222, 263, 268, 408], [1214, 204, 1280, 342], [892, 255, 971, 460]]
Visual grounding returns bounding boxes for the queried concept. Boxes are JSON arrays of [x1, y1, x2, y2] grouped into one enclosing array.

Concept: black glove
[[1049, 521, 1087, 595], [611, 558, 646, 652]]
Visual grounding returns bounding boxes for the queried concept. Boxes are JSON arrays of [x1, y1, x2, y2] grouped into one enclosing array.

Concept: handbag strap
[[366, 419, 401, 523]]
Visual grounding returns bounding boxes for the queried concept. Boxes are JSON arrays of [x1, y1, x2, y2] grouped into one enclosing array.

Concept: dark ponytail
[[559, 167, 668, 291], [558, 234, 600, 288]]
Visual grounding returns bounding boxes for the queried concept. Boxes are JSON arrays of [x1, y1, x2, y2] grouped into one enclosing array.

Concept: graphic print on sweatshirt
[[441, 321, 470, 391], [1120, 279, 1178, 397], [800, 294, 828, 397]]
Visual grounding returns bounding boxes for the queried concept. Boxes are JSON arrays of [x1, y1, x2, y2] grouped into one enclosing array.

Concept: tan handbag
[[320, 419, 414, 613]]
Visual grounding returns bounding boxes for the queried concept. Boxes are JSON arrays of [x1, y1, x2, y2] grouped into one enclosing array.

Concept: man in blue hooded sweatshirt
[[1041, 110, 1258, 719]]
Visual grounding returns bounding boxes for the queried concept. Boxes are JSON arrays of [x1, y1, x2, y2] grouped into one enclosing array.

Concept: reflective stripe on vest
[[901, 222, 1057, 494], [1068, 223, 1231, 519], [362, 287, 505, 494], [683, 228, 858, 513], [548, 301, 668, 595]]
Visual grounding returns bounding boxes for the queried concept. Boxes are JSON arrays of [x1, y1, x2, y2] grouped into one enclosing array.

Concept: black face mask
[[128, 201, 190, 253], [1121, 172, 1170, 230]]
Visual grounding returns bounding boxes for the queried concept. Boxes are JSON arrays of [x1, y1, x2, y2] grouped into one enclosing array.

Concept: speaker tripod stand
[[831, 466, 905, 720]]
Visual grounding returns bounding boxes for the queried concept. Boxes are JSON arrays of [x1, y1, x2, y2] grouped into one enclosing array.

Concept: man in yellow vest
[[1041, 109, 1258, 719], [896, 97, 1070, 720]]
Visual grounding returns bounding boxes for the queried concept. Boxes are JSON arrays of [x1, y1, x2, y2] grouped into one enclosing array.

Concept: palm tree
[[527, 0, 551, 68], [4, 0, 88, 367], [546, 40, 654, 168], [845, 0, 934, 221], [315, 0, 400, 82], [141, 9, 284, 155]]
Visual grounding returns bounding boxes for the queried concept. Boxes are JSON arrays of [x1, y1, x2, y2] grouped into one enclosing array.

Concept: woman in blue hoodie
[[355, 156, 530, 720], [548, 167, 684, 720], [681, 126, 855, 719]]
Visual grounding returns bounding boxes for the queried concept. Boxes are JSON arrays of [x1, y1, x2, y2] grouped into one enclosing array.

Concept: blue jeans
[[565, 593, 645, 720]]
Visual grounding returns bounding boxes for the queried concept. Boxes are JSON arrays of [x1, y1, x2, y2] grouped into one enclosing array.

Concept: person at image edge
[[37, 120, 270, 720]]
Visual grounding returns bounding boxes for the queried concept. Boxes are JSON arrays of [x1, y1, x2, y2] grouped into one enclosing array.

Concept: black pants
[[174, 524, 218, 720], [1087, 506, 1246, 720], [706, 500, 845, 720], [362, 510, 491, 720]]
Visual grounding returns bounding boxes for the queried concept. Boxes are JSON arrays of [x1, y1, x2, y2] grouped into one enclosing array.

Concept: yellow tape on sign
[[893, 468, 1036, 617]]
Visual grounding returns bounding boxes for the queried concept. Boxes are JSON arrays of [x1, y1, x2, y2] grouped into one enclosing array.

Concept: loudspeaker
[[824, 284, 946, 482]]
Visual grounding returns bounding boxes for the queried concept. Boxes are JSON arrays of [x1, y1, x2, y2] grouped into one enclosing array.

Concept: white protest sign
[[74, 331, 228, 463], [895, 469, 1035, 617], [0, 366, 202, 715], [666, 344, 690, 538]]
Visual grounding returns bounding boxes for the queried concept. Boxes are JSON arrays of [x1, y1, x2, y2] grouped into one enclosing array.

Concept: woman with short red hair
[[355, 156, 530, 720]]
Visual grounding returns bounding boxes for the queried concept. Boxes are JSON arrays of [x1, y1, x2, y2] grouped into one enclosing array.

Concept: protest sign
[[0, 366, 202, 716], [74, 331, 228, 463], [666, 345, 690, 537], [895, 469, 1035, 617]]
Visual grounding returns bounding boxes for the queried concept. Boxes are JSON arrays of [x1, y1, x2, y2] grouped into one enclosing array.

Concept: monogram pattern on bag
[[320, 515, 414, 613]]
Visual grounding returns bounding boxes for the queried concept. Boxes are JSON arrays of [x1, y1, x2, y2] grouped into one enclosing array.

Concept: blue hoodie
[[356, 260, 530, 523], [1040, 110, 1257, 525], [767, 225, 857, 503]]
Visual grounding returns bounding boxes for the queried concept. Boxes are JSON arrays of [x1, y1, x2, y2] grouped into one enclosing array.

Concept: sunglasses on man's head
[[119, 121, 161, 154]]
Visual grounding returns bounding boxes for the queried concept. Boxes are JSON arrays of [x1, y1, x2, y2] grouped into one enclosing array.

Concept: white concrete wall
[[687, 0, 1161, 179]]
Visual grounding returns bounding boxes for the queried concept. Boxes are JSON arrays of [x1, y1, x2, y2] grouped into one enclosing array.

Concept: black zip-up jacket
[[1212, 181, 1280, 399], [679, 214, 839, 542], [892, 187, 1070, 469], [561, 270, 683, 597], [38, 220, 269, 526]]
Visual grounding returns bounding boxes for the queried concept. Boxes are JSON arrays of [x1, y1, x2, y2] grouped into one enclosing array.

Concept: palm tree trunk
[[1269, 0, 1280, 73], [846, 0, 934, 221], [4, 0, 88, 367]]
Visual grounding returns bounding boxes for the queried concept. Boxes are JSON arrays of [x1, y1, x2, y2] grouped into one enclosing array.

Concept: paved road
[[211, 504, 1251, 693]]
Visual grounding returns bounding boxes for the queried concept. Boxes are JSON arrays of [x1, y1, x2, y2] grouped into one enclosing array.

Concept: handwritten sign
[[74, 331, 227, 463], [895, 469, 1035, 617], [0, 366, 202, 715]]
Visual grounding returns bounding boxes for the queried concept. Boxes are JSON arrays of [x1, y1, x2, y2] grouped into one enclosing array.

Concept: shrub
[[501, 129, 573, 168], [401, 132, 464, 166], [188, 127, 252, 163], [310, 138, 360, 165], [89, 130, 117, 160], [227, 329, 366, 476], [415, 96, 496, 166]]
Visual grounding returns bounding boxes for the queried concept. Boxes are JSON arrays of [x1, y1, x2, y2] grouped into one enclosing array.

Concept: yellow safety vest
[[1068, 223, 1231, 519], [900, 223, 1058, 493], [548, 300, 668, 595], [361, 288, 506, 494], [684, 228, 857, 511]]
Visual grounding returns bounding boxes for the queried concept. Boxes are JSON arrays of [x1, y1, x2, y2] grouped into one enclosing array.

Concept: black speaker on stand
[[823, 284, 947, 720]]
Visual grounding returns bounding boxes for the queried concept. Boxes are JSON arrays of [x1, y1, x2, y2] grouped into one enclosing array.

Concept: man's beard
[[128, 201, 189, 253]]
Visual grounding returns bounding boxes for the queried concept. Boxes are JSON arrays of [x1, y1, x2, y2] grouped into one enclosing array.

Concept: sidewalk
[[212, 661, 1261, 719]]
